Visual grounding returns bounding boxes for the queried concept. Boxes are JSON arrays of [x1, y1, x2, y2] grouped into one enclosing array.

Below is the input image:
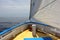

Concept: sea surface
[[0, 22, 19, 32]]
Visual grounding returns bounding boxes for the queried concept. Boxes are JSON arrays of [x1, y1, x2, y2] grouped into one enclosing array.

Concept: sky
[[0, 0, 30, 17]]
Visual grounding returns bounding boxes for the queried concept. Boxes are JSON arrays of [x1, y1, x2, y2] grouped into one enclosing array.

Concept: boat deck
[[12, 30, 60, 40], [13, 30, 38, 40]]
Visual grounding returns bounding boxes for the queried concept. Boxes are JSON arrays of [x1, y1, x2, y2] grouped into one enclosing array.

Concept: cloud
[[0, 0, 30, 17]]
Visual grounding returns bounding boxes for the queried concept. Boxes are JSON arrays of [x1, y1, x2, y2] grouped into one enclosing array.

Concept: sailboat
[[0, 0, 60, 40]]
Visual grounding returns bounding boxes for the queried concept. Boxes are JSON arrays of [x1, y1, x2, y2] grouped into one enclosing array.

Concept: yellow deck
[[13, 30, 60, 40], [13, 30, 34, 40]]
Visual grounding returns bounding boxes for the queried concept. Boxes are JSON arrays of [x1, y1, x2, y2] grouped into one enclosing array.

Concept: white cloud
[[0, 0, 30, 17]]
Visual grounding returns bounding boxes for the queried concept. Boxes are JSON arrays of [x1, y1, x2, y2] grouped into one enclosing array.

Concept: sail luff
[[29, 0, 42, 20]]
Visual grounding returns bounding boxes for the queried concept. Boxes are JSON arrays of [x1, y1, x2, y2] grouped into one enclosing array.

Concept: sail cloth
[[33, 0, 60, 29], [30, 0, 55, 19], [29, 0, 42, 19]]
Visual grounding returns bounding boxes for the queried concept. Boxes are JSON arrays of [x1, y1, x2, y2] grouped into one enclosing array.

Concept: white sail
[[33, 0, 60, 29], [30, 0, 42, 19]]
